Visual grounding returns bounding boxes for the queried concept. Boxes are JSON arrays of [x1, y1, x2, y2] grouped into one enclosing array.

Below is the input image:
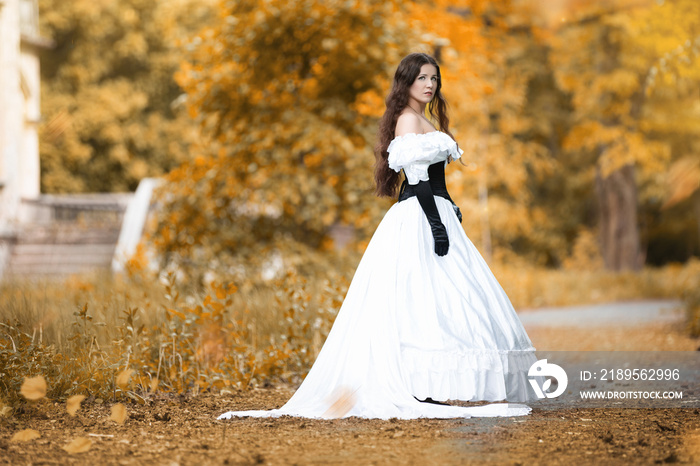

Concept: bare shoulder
[[395, 112, 423, 138]]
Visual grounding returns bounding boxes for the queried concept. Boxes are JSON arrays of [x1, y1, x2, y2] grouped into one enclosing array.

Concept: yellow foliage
[[563, 229, 604, 271], [152, 0, 410, 280], [38, 0, 212, 193]]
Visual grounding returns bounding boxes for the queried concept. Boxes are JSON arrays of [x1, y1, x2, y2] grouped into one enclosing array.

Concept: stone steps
[[6, 223, 122, 277]]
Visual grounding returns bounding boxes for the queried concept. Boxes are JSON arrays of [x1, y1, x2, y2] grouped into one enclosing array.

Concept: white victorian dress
[[219, 131, 537, 420]]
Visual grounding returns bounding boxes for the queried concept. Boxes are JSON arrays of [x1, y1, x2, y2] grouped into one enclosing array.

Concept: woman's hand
[[432, 224, 450, 256]]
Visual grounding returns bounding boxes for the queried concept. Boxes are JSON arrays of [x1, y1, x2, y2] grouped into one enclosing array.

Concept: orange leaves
[[302, 152, 324, 169], [62, 437, 93, 453], [564, 121, 621, 153], [20, 376, 47, 401], [11, 429, 41, 442], [151, 109, 379, 280], [215, 283, 237, 299], [110, 403, 128, 425], [351, 89, 385, 118], [150, 378, 160, 393], [564, 121, 670, 179], [166, 307, 187, 320], [517, 0, 655, 30], [116, 369, 134, 390], [165, 0, 407, 265], [66, 395, 86, 416], [203, 296, 224, 314], [166, 281, 236, 325]]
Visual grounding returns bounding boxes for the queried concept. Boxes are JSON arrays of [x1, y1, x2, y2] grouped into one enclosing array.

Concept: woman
[[219, 53, 536, 420]]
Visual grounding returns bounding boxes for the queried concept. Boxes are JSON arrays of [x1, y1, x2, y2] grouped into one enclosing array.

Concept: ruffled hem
[[401, 346, 537, 373], [387, 131, 463, 184], [401, 347, 537, 402]]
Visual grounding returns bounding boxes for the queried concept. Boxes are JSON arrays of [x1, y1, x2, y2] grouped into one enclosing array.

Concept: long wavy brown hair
[[374, 52, 455, 197]]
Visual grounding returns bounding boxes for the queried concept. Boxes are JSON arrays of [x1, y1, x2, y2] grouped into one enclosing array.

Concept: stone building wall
[[0, 0, 24, 230], [0, 0, 50, 277]]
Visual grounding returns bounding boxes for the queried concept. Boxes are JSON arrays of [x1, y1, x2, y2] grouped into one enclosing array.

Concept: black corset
[[398, 162, 452, 203]]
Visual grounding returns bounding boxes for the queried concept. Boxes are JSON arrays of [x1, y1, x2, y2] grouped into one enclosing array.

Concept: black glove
[[413, 180, 449, 256]]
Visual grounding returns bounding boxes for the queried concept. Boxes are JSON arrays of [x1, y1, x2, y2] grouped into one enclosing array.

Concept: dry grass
[[1, 258, 698, 407], [0, 265, 347, 405]]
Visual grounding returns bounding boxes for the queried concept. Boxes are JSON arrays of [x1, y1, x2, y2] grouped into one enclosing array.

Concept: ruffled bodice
[[387, 131, 464, 185]]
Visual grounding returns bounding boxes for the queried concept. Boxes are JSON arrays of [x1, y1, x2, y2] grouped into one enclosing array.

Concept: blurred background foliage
[[37, 0, 700, 277], [38, 0, 214, 192], [153, 0, 410, 281]]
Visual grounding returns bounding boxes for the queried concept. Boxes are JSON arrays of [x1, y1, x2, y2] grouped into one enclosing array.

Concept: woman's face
[[408, 64, 438, 106]]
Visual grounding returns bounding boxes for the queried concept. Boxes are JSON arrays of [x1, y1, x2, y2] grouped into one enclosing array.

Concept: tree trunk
[[595, 163, 642, 270]]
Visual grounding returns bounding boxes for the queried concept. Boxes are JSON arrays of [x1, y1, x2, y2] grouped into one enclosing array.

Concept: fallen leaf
[[110, 403, 127, 424], [0, 404, 12, 417], [20, 375, 47, 400], [11, 429, 41, 442], [62, 437, 92, 453], [150, 377, 159, 392], [66, 395, 86, 416], [116, 369, 133, 390]]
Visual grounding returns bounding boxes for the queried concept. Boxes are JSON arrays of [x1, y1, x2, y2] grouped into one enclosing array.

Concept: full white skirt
[[219, 197, 536, 420]]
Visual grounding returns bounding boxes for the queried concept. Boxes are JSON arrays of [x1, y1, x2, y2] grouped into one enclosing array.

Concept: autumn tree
[[542, 0, 700, 270], [152, 0, 411, 281], [38, 0, 214, 192], [633, 0, 700, 262]]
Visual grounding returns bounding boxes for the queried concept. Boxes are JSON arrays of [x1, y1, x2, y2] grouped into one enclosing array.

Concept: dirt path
[[518, 299, 684, 328], [2, 301, 699, 465]]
